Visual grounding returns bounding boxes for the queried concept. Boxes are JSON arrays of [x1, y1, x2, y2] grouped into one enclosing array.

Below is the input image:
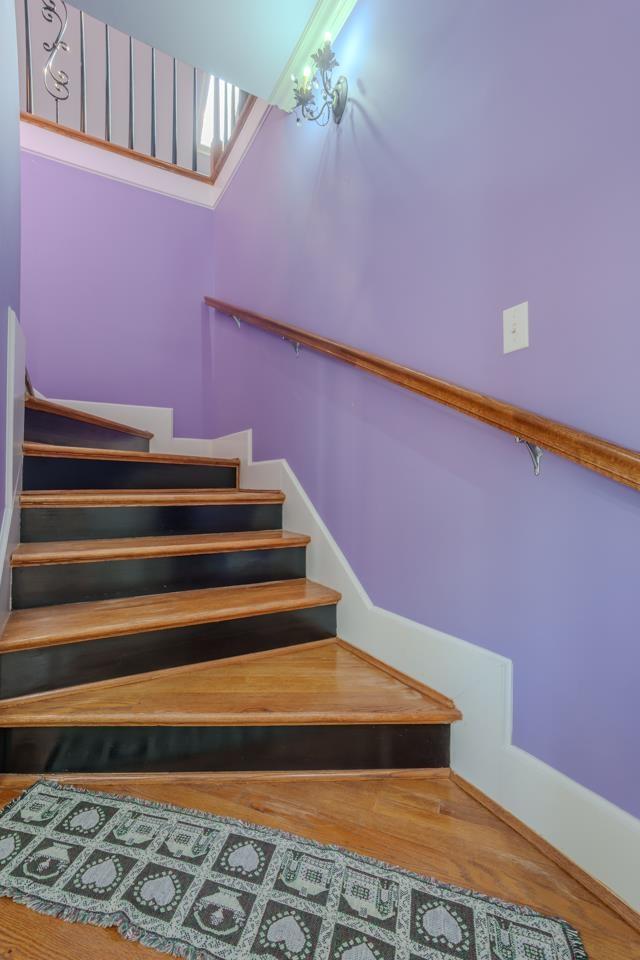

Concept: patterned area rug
[[0, 781, 587, 960]]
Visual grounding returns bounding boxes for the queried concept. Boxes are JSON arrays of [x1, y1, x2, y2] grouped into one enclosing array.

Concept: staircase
[[0, 397, 461, 775]]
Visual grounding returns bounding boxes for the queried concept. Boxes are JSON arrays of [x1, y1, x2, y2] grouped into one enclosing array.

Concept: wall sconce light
[[292, 33, 348, 126]]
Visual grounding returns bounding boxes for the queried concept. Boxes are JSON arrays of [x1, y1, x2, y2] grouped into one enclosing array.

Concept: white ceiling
[[71, 0, 319, 102]]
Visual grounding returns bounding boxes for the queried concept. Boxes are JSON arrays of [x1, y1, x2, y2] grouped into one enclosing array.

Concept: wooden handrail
[[205, 296, 640, 492]]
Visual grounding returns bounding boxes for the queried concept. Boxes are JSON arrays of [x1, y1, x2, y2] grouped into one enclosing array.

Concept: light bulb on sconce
[[291, 34, 348, 127]]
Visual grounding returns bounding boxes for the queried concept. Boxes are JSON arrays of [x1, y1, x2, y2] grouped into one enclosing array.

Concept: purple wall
[[0, 1, 22, 510], [20, 154, 215, 437], [208, 0, 640, 816]]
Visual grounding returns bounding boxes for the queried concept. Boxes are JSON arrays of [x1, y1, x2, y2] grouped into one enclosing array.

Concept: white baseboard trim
[[33, 400, 640, 911], [0, 310, 25, 632]]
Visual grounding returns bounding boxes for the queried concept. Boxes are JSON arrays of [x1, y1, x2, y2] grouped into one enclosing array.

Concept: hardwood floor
[[0, 639, 461, 725], [0, 774, 636, 959]]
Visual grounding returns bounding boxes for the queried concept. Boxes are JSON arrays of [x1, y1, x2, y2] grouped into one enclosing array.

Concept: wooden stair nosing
[[0, 768, 453, 785], [20, 488, 285, 508], [12, 530, 310, 567], [0, 712, 456, 727], [25, 397, 154, 439], [24, 441, 240, 469], [0, 578, 342, 653]]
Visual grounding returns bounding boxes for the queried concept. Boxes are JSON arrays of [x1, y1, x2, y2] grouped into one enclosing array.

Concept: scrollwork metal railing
[[16, 0, 252, 179], [41, 0, 69, 121]]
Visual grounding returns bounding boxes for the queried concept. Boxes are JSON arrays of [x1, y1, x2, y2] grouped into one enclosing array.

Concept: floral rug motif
[[0, 780, 588, 959]]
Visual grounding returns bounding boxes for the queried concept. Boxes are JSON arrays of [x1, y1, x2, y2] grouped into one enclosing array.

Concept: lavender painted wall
[[208, 0, 640, 816], [20, 154, 215, 437], [0, 0, 21, 515]]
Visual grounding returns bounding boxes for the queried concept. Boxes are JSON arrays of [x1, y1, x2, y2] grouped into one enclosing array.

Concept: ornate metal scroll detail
[[41, 0, 70, 121]]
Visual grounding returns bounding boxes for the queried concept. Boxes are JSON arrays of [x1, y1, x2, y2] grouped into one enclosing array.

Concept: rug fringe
[[0, 884, 218, 960], [562, 922, 590, 960], [0, 782, 44, 820]]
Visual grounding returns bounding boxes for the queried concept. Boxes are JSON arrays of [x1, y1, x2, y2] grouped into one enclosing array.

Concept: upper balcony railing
[[16, 0, 256, 182]]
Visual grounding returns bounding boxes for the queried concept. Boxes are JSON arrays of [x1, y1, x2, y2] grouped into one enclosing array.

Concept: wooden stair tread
[[0, 578, 340, 652], [25, 397, 153, 439], [0, 640, 462, 726], [12, 530, 309, 566], [21, 488, 285, 507], [24, 441, 239, 468]]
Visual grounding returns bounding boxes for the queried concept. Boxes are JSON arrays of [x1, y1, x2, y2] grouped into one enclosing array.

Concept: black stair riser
[[12, 547, 307, 608], [25, 409, 149, 452], [21, 503, 283, 542], [24, 457, 237, 491], [0, 724, 450, 773], [0, 606, 338, 700]]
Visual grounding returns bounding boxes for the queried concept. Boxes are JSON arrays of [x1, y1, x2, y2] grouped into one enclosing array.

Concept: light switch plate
[[503, 301, 529, 354]]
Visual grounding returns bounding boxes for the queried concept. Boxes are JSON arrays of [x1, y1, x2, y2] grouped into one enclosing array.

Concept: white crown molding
[[269, 0, 358, 110]]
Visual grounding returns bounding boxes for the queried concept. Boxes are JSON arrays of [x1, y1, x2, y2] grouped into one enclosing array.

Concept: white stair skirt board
[[20, 98, 270, 211], [0, 309, 26, 632], [40, 400, 640, 913], [47, 398, 226, 459]]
